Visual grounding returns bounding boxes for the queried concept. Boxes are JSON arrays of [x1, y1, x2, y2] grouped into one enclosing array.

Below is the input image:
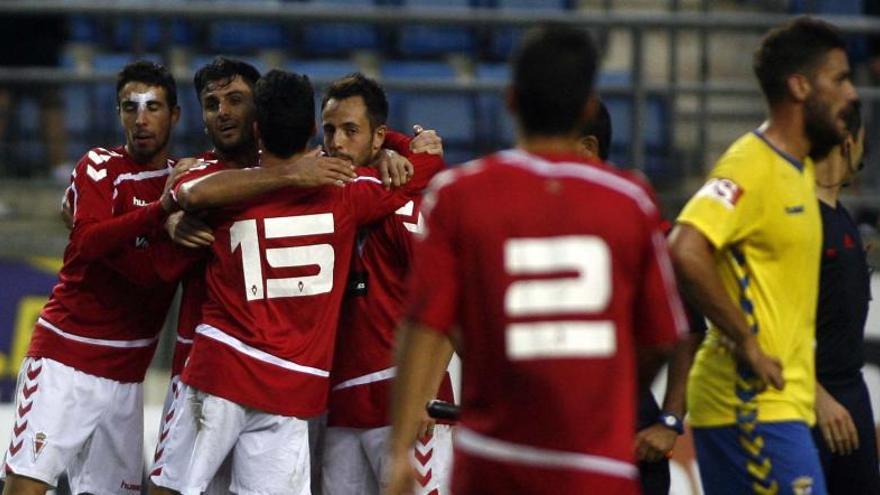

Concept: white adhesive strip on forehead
[[126, 91, 158, 112]]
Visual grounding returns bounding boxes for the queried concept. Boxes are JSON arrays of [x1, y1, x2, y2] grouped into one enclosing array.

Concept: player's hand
[[61, 191, 73, 230], [738, 336, 784, 392], [165, 211, 214, 248], [816, 386, 859, 455], [282, 147, 356, 188], [384, 450, 417, 495], [410, 125, 443, 156], [375, 149, 414, 189], [165, 158, 201, 195], [417, 414, 436, 440], [635, 424, 678, 463]]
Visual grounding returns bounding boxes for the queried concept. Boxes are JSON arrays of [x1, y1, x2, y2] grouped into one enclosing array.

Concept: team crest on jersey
[[32, 432, 47, 461], [695, 177, 743, 209], [791, 476, 813, 495]]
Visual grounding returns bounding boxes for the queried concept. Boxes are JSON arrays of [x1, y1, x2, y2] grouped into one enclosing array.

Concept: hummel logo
[[785, 205, 804, 214], [133, 197, 148, 207]]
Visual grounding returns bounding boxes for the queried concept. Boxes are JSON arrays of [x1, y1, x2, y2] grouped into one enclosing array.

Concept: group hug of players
[[0, 14, 876, 495]]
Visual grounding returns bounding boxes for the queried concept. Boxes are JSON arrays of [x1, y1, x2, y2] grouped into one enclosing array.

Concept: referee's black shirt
[[816, 200, 871, 388]]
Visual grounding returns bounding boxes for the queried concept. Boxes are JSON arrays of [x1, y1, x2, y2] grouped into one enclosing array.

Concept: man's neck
[[126, 145, 168, 170], [261, 149, 304, 168], [217, 147, 260, 170], [760, 107, 811, 161], [517, 134, 582, 156], [814, 153, 845, 207]]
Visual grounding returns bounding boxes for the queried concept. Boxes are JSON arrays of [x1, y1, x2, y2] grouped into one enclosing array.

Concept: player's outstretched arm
[[387, 321, 451, 495], [668, 223, 784, 391], [175, 151, 356, 212]]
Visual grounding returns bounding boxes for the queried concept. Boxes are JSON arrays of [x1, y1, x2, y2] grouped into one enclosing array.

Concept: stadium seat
[[209, 21, 289, 54], [488, 0, 572, 59], [68, 16, 103, 44], [300, 0, 382, 56], [381, 61, 476, 160], [112, 18, 194, 51], [474, 62, 514, 149], [395, 0, 476, 57], [287, 58, 361, 83]]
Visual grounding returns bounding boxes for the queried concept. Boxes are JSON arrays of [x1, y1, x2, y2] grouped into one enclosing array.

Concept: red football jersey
[[406, 149, 687, 493], [328, 194, 454, 428], [32, 146, 184, 383], [180, 149, 443, 417], [169, 152, 225, 378]]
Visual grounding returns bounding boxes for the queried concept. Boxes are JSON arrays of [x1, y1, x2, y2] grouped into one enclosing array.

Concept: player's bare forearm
[[176, 167, 290, 211], [636, 343, 674, 392], [177, 155, 355, 211], [661, 333, 703, 417], [668, 224, 752, 347], [390, 321, 451, 455]]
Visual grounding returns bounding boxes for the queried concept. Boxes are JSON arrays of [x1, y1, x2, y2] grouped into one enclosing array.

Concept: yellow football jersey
[[678, 130, 822, 427]]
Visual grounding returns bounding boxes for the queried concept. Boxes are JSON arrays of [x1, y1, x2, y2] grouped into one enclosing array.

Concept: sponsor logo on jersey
[[132, 197, 148, 207], [120, 480, 142, 491], [135, 236, 149, 249], [695, 178, 743, 210], [32, 431, 47, 461], [785, 205, 805, 214]]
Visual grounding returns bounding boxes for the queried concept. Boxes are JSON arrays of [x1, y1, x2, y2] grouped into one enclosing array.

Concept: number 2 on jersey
[[230, 214, 335, 301], [504, 235, 615, 360]]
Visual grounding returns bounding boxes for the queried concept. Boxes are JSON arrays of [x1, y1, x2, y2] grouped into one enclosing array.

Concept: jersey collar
[[752, 130, 804, 173]]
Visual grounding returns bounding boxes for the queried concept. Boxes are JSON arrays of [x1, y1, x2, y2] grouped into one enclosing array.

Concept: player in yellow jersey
[[669, 17, 858, 495]]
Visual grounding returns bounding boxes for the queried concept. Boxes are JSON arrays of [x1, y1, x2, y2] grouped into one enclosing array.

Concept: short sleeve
[[405, 184, 460, 334], [677, 155, 765, 249]]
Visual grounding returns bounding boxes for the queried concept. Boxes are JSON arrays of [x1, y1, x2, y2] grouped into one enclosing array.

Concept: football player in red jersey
[[2, 61, 190, 495], [388, 26, 686, 495], [319, 74, 455, 495], [153, 70, 443, 494]]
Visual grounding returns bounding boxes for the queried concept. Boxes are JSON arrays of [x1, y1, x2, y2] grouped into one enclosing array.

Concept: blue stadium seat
[[381, 61, 476, 153], [287, 58, 360, 82], [396, 0, 475, 57], [474, 62, 514, 149], [209, 21, 289, 53], [488, 0, 572, 59], [68, 16, 102, 44], [300, 0, 382, 56], [112, 18, 194, 51]]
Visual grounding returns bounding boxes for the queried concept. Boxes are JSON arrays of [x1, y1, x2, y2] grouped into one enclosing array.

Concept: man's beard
[[805, 96, 849, 161], [212, 127, 255, 158]]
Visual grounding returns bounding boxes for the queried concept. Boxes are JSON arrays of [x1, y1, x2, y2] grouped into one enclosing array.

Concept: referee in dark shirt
[[812, 102, 880, 494]]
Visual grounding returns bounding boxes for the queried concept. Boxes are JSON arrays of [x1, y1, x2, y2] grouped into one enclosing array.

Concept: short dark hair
[[512, 25, 598, 136], [581, 99, 612, 160], [116, 60, 178, 108], [321, 73, 388, 129], [754, 16, 846, 106], [194, 56, 261, 101], [254, 70, 315, 159]]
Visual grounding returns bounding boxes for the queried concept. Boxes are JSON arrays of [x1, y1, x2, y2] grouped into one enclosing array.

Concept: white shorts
[[150, 376, 232, 495], [322, 425, 453, 495], [153, 385, 311, 495], [1, 357, 144, 494]]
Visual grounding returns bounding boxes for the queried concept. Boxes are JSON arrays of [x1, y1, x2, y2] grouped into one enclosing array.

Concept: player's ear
[[787, 73, 811, 103], [580, 135, 600, 159], [372, 124, 387, 152]]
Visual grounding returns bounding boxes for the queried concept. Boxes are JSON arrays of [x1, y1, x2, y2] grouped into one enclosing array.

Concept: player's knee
[[1, 474, 51, 495]]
